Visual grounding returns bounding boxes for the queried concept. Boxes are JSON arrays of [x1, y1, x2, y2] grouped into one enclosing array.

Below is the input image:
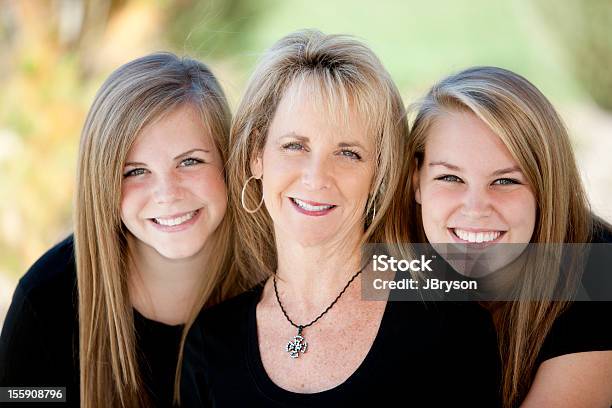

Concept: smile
[[451, 228, 506, 243], [289, 197, 337, 216], [152, 209, 200, 227]]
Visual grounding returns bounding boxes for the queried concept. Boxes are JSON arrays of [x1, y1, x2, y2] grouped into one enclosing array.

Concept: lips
[[289, 197, 337, 216]]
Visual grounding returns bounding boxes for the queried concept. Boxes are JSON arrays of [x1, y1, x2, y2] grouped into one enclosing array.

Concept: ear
[[250, 153, 263, 179], [413, 166, 422, 205]]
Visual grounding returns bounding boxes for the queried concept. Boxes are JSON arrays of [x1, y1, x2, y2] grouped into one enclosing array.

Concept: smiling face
[[251, 83, 376, 247], [414, 110, 537, 246], [120, 103, 227, 260]]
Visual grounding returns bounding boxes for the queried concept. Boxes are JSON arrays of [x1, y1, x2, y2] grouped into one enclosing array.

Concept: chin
[[154, 243, 206, 260]]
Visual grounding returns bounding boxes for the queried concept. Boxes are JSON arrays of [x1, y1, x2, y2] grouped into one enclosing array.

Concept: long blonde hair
[[74, 52, 240, 407], [228, 29, 408, 283], [401, 66, 592, 407]]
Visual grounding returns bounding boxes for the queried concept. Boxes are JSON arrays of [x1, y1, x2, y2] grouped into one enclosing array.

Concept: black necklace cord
[[273, 265, 365, 331]]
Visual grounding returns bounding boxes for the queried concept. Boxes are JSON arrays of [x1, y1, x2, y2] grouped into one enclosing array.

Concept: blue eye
[[436, 175, 462, 183], [339, 149, 362, 160], [493, 178, 520, 185], [180, 157, 204, 167], [123, 168, 147, 178], [282, 142, 304, 151]]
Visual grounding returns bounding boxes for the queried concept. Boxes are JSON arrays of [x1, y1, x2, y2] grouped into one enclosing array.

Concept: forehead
[[128, 104, 213, 157], [268, 79, 372, 144], [424, 110, 518, 170]]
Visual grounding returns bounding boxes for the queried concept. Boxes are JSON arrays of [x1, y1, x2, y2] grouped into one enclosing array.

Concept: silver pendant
[[286, 326, 308, 358]]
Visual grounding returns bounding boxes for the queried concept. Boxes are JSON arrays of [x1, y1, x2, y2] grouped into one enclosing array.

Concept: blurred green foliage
[[0, 0, 611, 285], [164, 0, 270, 60], [536, 0, 612, 111]]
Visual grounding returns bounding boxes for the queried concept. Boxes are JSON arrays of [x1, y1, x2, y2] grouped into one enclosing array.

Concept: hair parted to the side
[[400, 66, 593, 407], [228, 29, 408, 283], [74, 52, 241, 408]]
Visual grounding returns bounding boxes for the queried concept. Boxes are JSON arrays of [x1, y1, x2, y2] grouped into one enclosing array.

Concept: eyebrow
[[279, 133, 309, 143], [429, 161, 461, 171], [429, 161, 523, 176], [490, 165, 522, 176], [279, 132, 366, 149], [124, 148, 210, 167], [174, 148, 210, 160]]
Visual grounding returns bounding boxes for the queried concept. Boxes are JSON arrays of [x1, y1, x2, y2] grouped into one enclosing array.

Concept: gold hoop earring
[[241, 175, 264, 213]]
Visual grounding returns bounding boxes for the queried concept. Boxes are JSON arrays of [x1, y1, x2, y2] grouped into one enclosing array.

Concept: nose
[[301, 154, 332, 191], [153, 172, 184, 204], [460, 186, 493, 219]]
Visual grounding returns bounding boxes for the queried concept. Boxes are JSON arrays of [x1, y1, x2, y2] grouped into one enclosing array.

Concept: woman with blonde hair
[[181, 30, 502, 407], [0, 52, 243, 407], [403, 66, 612, 407]]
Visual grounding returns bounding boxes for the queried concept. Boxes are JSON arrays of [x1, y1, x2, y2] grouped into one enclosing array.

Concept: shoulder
[[537, 218, 612, 361], [181, 283, 263, 392], [591, 218, 612, 243], [5, 233, 77, 336], [17, 234, 76, 302], [189, 283, 263, 339], [0, 235, 78, 385], [539, 301, 612, 363]]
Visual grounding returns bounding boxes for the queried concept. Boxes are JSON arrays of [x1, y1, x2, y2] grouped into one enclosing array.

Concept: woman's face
[[120, 104, 227, 260], [414, 110, 537, 246], [252, 83, 376, 247]]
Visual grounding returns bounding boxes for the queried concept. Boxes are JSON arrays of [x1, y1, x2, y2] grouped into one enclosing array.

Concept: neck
[[127, 235, 209, 325], [273, 232, 365, 318]]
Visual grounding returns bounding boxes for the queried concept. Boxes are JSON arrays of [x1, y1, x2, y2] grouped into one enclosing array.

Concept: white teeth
[[154, 210, 197, 226], [292, 198, 334, 212], [454, 228, 501, 243]]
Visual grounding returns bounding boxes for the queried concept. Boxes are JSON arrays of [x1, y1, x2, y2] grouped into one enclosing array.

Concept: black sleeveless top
[[181, 284, 502, 407]]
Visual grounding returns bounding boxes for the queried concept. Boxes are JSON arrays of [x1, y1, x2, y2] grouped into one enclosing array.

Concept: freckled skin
[[252, 83, 375, 248], [257, 278, 386, 393], [253, 85, 386, 392], [120, 104, 227, 261], [415, 111, 537, 246]]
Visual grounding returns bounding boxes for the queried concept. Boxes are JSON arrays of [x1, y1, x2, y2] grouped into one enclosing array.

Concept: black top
[[537, 223, 612, 364], [0, 236, 184, 407], [181, 285, 503, 407]]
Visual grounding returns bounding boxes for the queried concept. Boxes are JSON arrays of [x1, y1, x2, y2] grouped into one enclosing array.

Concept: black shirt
[[181, 284, 503, 407], [537, 224, 612, 364], [0, 236, 184, 407]]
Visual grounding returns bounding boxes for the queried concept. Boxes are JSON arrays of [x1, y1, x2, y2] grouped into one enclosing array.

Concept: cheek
[[264, 154, 301, 183], [421, 184, 461, 223], [343, 169, 373, 204], [330, 157, 374, 200], [120, 181, 149, 219], [190, 168, 228, 209], [261, 156, 301, 205], [517, 194, 537, 234], [494, 190, 537, 236]]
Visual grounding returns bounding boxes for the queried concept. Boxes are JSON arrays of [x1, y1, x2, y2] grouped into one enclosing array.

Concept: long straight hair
[[74, 52, 240, 407], [228, 29, 408, 283], [398, 66, 593, 407]]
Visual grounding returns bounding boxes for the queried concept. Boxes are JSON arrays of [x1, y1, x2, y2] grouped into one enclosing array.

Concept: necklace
[[273, 267, 364, 359]]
